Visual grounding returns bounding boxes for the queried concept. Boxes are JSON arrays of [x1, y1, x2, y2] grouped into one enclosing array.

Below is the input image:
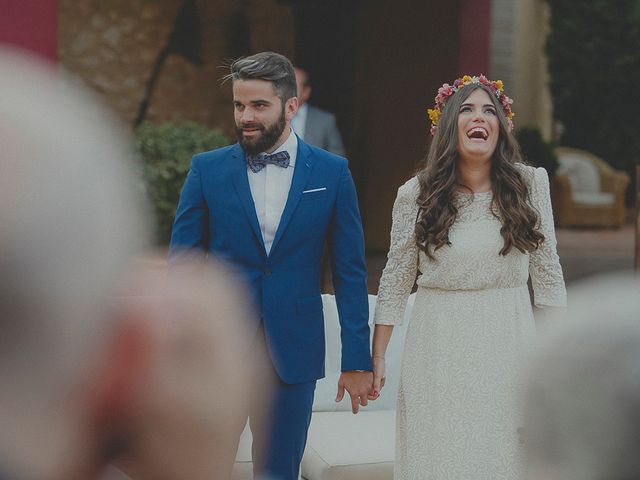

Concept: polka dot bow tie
[[246, 151, 291, 173]]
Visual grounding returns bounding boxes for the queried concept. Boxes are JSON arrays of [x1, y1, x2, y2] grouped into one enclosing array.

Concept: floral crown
[[426, 74, 514, 135]]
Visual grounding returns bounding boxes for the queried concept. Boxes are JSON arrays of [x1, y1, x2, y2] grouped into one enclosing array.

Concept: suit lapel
[[270, 140, 314, 255], [230, 144, 267, 255]]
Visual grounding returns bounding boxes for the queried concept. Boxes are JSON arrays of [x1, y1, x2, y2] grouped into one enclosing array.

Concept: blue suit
[[169, 138, 371, 479]]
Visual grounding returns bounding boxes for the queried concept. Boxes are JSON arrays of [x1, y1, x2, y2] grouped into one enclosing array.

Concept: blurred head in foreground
[[523, 274, 640, 480], [0, 47, 251, 480]]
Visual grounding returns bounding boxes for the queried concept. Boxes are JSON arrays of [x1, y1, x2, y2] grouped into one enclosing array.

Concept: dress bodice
[[417, 190, 529, 291], [374, 165, 567, 326]]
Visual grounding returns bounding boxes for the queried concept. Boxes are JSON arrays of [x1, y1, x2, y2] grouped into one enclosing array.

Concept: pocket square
[[303, 187, 327, 194]]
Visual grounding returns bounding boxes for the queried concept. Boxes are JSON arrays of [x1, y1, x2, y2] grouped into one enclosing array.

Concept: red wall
[[458, 0, 491, 76], [0, 0, 58, 60]]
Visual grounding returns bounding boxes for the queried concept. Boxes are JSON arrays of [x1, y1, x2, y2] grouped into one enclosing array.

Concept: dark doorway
[[290, 2, 363, 189], [288, 1, 462, 251]]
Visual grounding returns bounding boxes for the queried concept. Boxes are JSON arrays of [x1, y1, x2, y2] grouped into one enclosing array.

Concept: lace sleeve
[[374, 177, 420, 325], [529, 167, 567, 307]]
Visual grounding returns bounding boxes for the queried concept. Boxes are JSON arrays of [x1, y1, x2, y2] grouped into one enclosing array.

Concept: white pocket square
[[303, 187, 327, 194]]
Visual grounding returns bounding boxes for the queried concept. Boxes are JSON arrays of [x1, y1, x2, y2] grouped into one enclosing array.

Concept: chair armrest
[[600, 171, 630, 195], [552, 174, 573, 202]]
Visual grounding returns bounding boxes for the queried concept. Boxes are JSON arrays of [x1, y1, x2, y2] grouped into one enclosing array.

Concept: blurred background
[[2, 0, 638, 288]]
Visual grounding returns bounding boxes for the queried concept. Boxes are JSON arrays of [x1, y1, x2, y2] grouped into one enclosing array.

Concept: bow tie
[[246, 151, 291, 173]]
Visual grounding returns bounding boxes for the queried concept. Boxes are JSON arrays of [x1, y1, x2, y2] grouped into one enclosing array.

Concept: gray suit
[[299, 105, 345, 156]]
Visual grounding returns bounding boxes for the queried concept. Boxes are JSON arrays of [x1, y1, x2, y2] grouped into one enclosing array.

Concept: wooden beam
[[0, 0, 58, 61]]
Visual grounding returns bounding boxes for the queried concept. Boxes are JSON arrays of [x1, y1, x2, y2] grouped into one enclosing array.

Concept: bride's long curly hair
[[415, 82, 544, 260]]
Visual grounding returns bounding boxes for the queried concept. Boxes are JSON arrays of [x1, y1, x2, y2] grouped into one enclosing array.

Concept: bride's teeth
[[467, 128, 487, 139]]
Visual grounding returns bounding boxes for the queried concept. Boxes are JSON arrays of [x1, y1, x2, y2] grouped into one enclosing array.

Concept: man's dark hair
[[223, 52, 297, 103]]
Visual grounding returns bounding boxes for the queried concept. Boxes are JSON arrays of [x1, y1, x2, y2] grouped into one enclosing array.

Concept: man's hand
[[335, 370, 374, 414]]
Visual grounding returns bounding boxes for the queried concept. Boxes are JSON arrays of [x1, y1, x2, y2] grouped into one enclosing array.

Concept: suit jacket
[[169, 138, 371, 384], [303, 105, 345, 156]]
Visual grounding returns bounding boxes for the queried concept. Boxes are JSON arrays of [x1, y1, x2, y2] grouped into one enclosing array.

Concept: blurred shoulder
[[308, 104, 337, 123]]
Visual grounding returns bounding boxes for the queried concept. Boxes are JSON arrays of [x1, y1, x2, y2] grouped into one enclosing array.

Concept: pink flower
[[438, 84, 454, 97]]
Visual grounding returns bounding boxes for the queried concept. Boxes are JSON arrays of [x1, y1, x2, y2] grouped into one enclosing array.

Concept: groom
[[169, 52, 372, 480]]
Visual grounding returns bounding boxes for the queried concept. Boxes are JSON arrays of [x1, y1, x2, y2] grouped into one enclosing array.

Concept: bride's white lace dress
[[374, 164, 566, 480]]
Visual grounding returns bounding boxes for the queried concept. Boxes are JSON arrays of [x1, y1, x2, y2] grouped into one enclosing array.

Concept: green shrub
[[135, 121, 230, 244], [516, 127, 559, 178], [546, 0, 640, 203]]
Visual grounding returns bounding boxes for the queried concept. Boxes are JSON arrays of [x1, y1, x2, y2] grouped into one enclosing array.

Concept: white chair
[[552, 147, 629, 228]]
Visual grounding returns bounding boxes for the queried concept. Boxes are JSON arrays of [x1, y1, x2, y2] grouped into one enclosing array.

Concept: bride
[[370, 75, 566, 479]]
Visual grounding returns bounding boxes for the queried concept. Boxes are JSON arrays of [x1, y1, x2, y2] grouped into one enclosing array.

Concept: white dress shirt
[[291, 103, 308, 140], [247, 129, 298, 255]]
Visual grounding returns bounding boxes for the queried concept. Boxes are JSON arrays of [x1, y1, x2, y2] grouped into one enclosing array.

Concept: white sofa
[[233, 294, 414, 480]]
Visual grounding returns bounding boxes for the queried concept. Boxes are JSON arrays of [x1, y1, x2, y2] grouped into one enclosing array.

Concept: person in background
[[112, 259, 254, 480], [523, 274, 640, 480], [0, 47, 252, 480], [292, 66, 345, 156]]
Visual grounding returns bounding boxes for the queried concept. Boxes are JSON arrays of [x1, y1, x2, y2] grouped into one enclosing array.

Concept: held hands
[[336, 370, 374, 414], [335, 357, 387, 413], [368, 355, 386, 401]]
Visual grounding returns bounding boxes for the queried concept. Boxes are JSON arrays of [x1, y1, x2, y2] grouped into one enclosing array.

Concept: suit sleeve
[[168, 155, 209, 263], [328, 161, 372, 372]]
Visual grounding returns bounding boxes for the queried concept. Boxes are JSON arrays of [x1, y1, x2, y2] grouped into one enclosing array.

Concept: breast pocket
[[300, 189, 328, 202]]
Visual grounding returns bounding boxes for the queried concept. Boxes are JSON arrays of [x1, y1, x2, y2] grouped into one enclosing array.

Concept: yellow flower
[[427, 108, 441, 124], [461, 75, 473, 84], [495, 80, 504, 90]]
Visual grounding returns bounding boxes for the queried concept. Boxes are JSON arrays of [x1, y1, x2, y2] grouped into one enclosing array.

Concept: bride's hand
[[368, 356, 386, 400]]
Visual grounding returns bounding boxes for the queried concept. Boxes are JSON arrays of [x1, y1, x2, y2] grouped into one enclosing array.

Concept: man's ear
[[285, 96, 299, 121], [85, 302, 153, 454]]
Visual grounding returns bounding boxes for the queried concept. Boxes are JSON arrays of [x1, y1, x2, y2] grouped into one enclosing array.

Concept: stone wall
[[58, 0, 294, 136], [490, 0, 552, 139]]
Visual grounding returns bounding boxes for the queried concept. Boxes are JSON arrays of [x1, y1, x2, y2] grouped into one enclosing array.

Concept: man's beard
[[235, 108, 286, 155]]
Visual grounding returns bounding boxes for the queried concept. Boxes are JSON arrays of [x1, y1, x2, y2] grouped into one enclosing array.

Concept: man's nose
[[241, 108, 255, 123]]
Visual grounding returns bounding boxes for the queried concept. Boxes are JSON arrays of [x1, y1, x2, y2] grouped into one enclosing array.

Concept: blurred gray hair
[[523, 274, 640, 480], [0, 48, 149, 397]]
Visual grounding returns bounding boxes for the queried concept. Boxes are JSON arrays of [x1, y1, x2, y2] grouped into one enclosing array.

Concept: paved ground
[[554, 223, 636, 283]]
